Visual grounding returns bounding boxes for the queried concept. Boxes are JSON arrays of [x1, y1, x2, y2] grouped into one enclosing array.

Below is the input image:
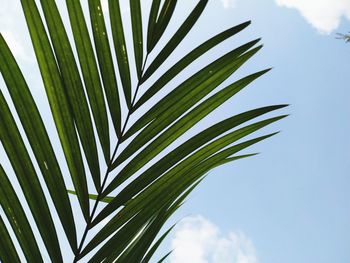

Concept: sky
[[0, 0, 350, 263]]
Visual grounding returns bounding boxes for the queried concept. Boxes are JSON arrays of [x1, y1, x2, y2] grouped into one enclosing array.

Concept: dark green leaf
[[39, 0, 101, 190], [149, 0, 178, 51], [87, 181, 194, 262], [85, 121, 284, 254], [111, 68, 270, 191], [157, 251, 172, 263], [84, 149, 225, 255], [66, 0, 111, 162], [134, 21, 251, 110], [0, 216, 21, 263], [147, 0, 161, 52], [0, 34, 77, 252], [0, 93, 62, 262], [109, 0, 132, 107], [142, 0, 208, 82], [21, 0, 90, 220], [0, 167, 42, 263], [97, 107, 286, 221], [115, 181, 198, 263], [130, 0, 144, 77], [88, 0, 122, 138], [109, 46, 263, 185], [123, 39, 261, 144], [141, 227, 174, 263]]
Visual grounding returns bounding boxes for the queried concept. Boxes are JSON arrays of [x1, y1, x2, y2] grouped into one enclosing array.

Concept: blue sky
[[1, 0, 350, 262]]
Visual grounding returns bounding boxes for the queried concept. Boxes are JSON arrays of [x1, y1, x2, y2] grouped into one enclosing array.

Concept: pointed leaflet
[[142, 0, 208, 82], [141, 226, 174, 263], [0, 166, 43, 262], [109, 0, 132, 107], [111, 43, 261, 173], [88, 183, 191, 262], [130, 0, 143, 77], [122, 39, 260, 144], [149, 0, 178, 52], [96, 183, 194, 263], [134, 21, 251, 110], [20, 0, 90, 220], [88, 0, 122, 138], [39, 0, 101, 190], [87, 212, 154, 262], [122, 182, 200, 263], [105, 70, 272, 195], [0, 93, 62, 261], [66, 0, 110, 162], [0, 34, 77, 252], [157, 251, 172, 263], [83, 133, 274, 255], [97, 106, 286, 220], [147, 0, 161, 52], [0, 216, 21, 263]]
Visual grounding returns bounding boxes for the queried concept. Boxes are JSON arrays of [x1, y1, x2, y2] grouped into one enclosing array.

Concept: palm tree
[[0, 0, 287, 262]]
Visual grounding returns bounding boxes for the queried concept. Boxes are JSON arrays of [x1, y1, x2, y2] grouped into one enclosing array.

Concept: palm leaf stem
[[73, 54, 149, 262]]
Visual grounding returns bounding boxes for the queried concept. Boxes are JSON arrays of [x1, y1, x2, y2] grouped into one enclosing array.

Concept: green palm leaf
[[142, 0, 208, 82], [0, 1, 287, 262], [0, 166, 42, 262], [109, 0, 132, 107], [0, 92, 62, 261], [20, 0, 90, 221], [66, 0, 111, 162], [0, 216, 21, 263], [88, 0, 122, 139], [0, 34, 77, 252]]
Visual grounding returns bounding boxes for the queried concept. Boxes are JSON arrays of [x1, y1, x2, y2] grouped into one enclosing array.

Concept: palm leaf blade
[[96, 107, 286, 222], [21, 0, 90, 221], [106, 71, 274, 195], [85, 119, 285, 255], [110, 46, 262, 182], [149, 0, 178, 51], [1, 1, 287, 260], [0, 34, 77, 252], [88, 0, 122, 138], [0, 93, 62, 262], [0, 216, 21, 263], [122, 39, 261, 144], [39, 0, 101, 190], [157, 251, 172, 263], [66, 0, 111, 162], [142, 0, 208, 82], [147, 0, 161, 52], [109, 0, 132, 107], [130, 0, 144, 77], [134, 20, 251, 110], [0, 167, 42, 262]]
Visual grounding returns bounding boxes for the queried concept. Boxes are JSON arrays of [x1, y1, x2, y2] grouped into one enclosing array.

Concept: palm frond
[[0, 0, 287, 262]]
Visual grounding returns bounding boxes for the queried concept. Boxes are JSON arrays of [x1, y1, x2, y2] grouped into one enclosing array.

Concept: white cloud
[[221, 0, 237, 9], [170, 215, 258, 263], [2, 31, 25, 58], [275, 0, 350, 34], [0, 1, 34, 62]]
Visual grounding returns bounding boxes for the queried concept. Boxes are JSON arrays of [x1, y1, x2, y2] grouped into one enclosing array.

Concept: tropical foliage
[[336, 32, 350, 42], [0, 0, 286, 262]]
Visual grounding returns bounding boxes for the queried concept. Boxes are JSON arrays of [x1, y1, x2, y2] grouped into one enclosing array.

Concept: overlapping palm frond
[[0, 0, 287, 262]]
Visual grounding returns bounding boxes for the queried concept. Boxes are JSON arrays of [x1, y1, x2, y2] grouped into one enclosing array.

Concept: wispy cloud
[[170, 215, 258, 263], [275, 0, 350, 34], [221, 0, 237, 9]]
